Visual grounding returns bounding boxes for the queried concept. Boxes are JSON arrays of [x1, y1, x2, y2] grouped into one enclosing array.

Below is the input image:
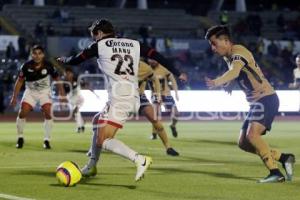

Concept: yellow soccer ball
[[56, 161, 82, 187]]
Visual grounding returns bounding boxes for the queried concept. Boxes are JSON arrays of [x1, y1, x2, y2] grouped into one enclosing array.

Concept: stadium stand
[[2, 4, 201, 38]]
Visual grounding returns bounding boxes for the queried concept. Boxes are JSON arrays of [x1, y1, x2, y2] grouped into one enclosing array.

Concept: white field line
[[0, 162, 224, 170], [0, 193, 35, 200]]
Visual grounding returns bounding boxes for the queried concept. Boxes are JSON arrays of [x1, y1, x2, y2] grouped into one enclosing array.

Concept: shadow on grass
[[152, 167, 256, 181], [81, 182, 137, 189], [79, 178, 136, 189], [9, 169, 55, 177], [66, 149, 110, 155], [179, 155, 260, 166], [180, 138, 237, 146]]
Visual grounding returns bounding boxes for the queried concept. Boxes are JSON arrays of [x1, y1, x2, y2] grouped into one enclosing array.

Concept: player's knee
[[18, 112, 26, 119], [18, 109, 29, 118], [153, 122, 164, 132]]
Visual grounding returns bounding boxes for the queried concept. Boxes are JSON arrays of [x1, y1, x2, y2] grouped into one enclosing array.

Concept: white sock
[[44, 119, 53, 141], [102, 138, 141, 163], [16, 117, 25, 138], [75, 112, 84, 127]]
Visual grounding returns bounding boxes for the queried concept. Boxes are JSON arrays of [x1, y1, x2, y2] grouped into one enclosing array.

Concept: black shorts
[[139, 94, 151, 113], [242, 93, 279, 134], [162, 95, 176, 111]]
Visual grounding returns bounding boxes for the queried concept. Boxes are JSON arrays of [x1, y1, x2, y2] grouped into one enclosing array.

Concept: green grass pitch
[[0, 121, 299, 200]]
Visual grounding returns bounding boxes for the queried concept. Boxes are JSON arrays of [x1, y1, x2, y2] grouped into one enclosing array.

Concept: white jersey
[[62, 35, 181, 127], [96, 38, 140, 101]]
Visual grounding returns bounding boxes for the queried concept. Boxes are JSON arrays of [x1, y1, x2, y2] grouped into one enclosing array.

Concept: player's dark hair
[[31, 44, 45, 53], [205, 25, 231, 40], [88, 19, 115, 35], [65, 66, 73, 73]]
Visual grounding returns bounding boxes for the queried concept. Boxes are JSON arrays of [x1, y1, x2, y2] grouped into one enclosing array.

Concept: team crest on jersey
[[41, 69, 47, 75]]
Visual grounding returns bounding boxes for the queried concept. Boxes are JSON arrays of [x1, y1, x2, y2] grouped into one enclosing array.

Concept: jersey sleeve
[[214, 55, 246, 86], [49, 65, 59, 79], [140, 43, 181, 77], [63, 42, 98, 65], [18, 64, 25, 79]]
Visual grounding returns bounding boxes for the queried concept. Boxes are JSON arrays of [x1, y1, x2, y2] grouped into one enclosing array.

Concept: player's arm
[[50, 66, 67, 100], [206, 58, 244, 89], [139, 80, 147, 94], [168, 73, 179, 101], [149, 74, 161, 103], [53, 76, 67, 99], [57, 43, 98, 65], [10, 77, 24, 107], [140, 44, 187, 82]]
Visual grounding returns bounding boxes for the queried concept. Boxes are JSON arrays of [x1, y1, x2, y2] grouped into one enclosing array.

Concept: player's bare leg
[[246, 122, 285, 183], [96, 122, 152, 181], [41, 103, 53, 149], [150, 124, 157, 140], [142, 105, 179, 156], [73, 106, 85, 133], [16, 102, 32, 148], [170, 106, 179, 138], [239, 129, 295, 181]]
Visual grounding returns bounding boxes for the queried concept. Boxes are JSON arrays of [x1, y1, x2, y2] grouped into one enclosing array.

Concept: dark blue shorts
[[162, 95, 176, 111], [242, 93, 279, 134], [139, 94, 151, 112]]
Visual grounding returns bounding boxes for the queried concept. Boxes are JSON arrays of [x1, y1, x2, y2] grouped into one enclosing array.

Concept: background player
[[148, 59, 180, 139], [138, 60, 179, 156], [288, 54, 300, 89], [57, 19, 187, 180], [63, 67, 85, 133], [205, 25, 295, 183], [10, 45, 65, 149]]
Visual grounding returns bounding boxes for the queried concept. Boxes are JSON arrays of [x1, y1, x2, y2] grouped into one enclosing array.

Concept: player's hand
[[205, 77, 216, 89], [178, 73, 188, 82], [56, 57, 67, 63], [10, 96, 17, 107], [223, 82, 233, 95]]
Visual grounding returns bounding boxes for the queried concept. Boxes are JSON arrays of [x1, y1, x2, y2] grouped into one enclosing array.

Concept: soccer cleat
[[16, 137, 24, 149], [81, 165, 97, 177], [166, 148, 179, 156], [282, 154, 295, 181], [135, 156, 152, 182], [43, 140, 51, 149], [149, 133, 157, 140], [257, 172, 285, 183], [170, 125, 178, 138], [76, 126, 86, 133]]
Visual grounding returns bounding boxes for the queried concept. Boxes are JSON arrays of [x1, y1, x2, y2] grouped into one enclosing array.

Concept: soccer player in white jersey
[[10, 45, 65, 149], [57, 19, 187, 181]]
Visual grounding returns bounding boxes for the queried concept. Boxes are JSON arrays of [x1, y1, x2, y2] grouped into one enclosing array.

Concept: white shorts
[[97, 96, 140, 128], [68, 93, 84, 109], [21, 89, 52, 109]]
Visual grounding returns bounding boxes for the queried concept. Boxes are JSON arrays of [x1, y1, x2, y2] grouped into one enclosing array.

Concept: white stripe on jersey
[[96, 38, 140, 100], [25, 75, 51, 91]]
